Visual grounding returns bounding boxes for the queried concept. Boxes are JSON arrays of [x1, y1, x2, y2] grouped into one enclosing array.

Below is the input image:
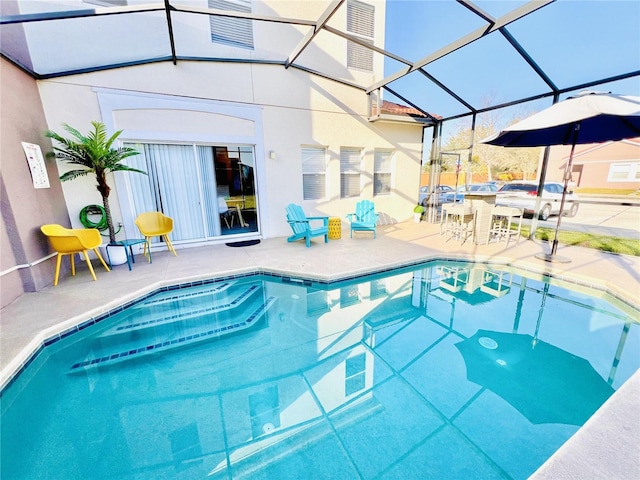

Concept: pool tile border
[[2, 259, 638, 393]]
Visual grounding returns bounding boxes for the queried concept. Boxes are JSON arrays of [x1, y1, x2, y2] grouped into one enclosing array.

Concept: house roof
[[380, 101, 440, 120]]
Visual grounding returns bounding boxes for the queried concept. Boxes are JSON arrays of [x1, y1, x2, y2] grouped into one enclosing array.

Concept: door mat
[[225, 239, 261, 247]]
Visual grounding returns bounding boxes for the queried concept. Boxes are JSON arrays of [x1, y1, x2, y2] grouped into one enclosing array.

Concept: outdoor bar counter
[[463, 192, 497, 245]]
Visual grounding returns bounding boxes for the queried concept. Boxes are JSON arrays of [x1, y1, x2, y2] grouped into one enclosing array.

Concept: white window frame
[[209, 0, 254, 50], [344, 352, 367, 396], [84, 0, 127, 5], [374, 149, 393, 196], [302, 147, 327, 201], [346, 0, 374, 72], [340, 147, 363, 198], [607, 162, 640, 182]]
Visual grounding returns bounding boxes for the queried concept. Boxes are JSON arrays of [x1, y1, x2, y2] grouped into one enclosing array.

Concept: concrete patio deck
[[1, 220, 639, 478]]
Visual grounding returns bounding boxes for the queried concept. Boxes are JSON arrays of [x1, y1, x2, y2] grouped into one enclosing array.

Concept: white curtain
[[197, 146, 221, 237], [125, 143, 206, 242], [124, 143, 156, 214]]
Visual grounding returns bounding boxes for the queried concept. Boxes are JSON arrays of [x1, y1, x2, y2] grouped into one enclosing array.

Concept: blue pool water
[[1, 261, 639, 479]]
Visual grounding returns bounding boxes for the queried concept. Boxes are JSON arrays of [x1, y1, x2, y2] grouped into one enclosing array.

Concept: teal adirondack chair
[[346, 200, 379, 238], [286, 204, 329, 247]]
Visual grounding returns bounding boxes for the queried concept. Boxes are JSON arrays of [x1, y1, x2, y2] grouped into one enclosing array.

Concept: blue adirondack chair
[[286, 204, 329, 247], [346, 200, 379, 238]]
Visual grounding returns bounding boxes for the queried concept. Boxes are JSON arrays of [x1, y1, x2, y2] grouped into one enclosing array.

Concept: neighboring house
[[543, 138, 640, 190], [0, 0, 434, 305]]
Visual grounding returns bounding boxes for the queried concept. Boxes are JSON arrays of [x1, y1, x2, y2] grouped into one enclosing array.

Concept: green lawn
[[518, 225, 640, 256], [575, 188, 639, 196]]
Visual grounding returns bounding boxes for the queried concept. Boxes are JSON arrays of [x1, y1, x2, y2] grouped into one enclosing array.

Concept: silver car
[[496, 181, 579, 221], [444, 183, 499, 202], [418, 185, 454, 206]]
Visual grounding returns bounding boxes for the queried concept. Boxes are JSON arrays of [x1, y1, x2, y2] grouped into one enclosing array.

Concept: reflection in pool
[[1, 261, 638, 479]]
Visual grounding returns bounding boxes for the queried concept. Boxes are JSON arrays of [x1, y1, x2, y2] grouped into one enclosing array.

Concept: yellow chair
[[134, 212, 177, 260], [40, 224, 110, 286]]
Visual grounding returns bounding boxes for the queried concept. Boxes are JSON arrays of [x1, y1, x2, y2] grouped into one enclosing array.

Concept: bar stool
[[487, 206, 523, 246], [444, 204, 476, 244], [440, 204, 451, 236], [440, 203, 467, 236]]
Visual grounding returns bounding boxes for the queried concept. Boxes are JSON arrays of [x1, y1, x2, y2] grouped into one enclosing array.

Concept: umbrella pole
[[537, 123, 580, 263], [551, 125, 579, 255], [532, 282, 550, 347]]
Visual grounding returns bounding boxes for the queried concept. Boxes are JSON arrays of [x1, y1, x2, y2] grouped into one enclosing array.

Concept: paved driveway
[[528, 196, 640, 238]]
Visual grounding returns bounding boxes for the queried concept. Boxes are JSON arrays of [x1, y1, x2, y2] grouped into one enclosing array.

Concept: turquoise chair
[[346, 200, 379, 238], [286, 204, 329, 247]]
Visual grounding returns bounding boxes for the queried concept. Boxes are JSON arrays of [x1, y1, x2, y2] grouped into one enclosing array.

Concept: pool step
[[69, 296, 277, 371], [99, 283, 261, 337], [132, 281, 235, 309]]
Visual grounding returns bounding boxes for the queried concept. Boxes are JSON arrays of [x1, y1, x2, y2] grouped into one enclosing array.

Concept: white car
[[496, 181, 579, 221]]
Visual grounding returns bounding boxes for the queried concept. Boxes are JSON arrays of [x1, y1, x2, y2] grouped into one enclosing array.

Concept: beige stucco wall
[[36, 60, 424, 243], [0, 58, 71, 307]]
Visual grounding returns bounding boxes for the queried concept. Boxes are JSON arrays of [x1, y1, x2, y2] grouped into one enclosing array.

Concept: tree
[[46, 122, 147, 244], [442, 106, 542, 181], [504, 146, 541, 180]]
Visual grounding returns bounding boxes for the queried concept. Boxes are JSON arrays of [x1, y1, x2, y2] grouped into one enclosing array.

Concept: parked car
[[443, 186, 465, 203], [418, 185, 454, 206], [483, 180, 505, 188], [443, 183, 499, 203], [467, 183, 500, 193], [496, 181, 579, 220]]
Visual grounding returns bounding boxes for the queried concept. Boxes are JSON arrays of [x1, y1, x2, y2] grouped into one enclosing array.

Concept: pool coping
[[2, 254, 637, 391]]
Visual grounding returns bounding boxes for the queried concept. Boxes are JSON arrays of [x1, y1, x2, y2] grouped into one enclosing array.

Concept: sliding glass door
[[124, 142, 258, 244], [212, 146, 258, 235]]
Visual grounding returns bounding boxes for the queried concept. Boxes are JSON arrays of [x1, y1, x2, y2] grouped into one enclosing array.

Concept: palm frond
[[110, 164, 148, 175], [105, 128, 126, 150], [59, 170, 93, 182], [61, 124, 88, 144], [46, 121, 145, 179]]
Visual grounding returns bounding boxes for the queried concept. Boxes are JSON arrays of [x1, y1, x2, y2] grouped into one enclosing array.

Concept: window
[[369, 279, 388, 300], [84, 0, 127, 5], [340, 147, 362, 198], [306, 290, 330, 315], [346, 0, 374, 71], [301, 147, 327, 200], [340, 285, 361, 307], [544, 183, 562, 194], [608, 162, 639, 182], [374, 149, 393, 195], [345, 353, 366, 396], [209, 0, 254, 49]]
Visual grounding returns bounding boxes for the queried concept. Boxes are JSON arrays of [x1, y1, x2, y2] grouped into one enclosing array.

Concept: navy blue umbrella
[[455, 329, 615, 426], [482, 91, 640, 261], [482, 92, 640, 147]]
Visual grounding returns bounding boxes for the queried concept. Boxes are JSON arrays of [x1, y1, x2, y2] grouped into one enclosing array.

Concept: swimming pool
[[1, 261, 638, 479]]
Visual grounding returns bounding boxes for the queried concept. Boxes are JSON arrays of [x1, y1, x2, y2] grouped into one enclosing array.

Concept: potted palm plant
[[45, 121, 146, 245]]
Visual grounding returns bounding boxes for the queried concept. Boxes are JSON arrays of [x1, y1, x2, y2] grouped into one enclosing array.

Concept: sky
[[382, 0, 640, 124]]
